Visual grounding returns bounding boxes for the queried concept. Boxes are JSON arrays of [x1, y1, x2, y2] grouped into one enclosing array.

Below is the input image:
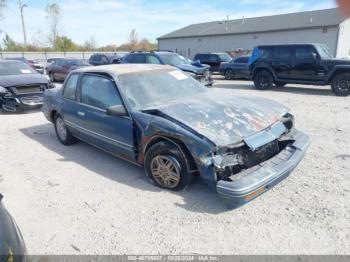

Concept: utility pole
[[18, 0, 27, 47]]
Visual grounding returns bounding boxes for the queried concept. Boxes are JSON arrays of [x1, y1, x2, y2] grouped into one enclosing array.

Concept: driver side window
[[80, 74, 123, 110]]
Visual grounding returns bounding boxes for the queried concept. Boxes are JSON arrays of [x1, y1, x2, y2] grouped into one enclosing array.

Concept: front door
[[291, 45, 325, 81], [77, 73, 135, 161]]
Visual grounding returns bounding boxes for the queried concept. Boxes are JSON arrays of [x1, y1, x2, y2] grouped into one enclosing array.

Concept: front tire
[[144, 141, 194, 191], [224, 69, 234, 80], [331, 73, 350, 96], [253, 70, 274, 90], [54, 115, 78, 145]]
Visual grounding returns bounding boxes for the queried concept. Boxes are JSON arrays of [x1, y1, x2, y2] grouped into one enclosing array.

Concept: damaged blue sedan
[[42, 64, 310, 207]]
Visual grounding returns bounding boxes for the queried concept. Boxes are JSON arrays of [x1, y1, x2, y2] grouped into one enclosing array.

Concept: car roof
[[75, 64, 176, 75]]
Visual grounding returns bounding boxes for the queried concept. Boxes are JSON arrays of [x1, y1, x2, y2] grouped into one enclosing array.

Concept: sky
[[0, 0, 337, 47]]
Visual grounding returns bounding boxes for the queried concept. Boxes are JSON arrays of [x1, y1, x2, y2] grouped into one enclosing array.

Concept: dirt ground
[[0, 77, 349, 255]]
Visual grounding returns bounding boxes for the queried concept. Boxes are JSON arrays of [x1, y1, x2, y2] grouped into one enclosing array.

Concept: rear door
[[233, 57, 250, 78], [271, 46, 293, 79], [77, 73, 135, 161]]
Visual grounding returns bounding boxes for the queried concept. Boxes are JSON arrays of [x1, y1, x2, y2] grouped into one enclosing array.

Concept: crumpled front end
[[198, 114, 310, 208], [0, 85, 47, 112]]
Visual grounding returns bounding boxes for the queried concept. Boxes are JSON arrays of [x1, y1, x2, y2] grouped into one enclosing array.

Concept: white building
[[158, 8, 350, 59]]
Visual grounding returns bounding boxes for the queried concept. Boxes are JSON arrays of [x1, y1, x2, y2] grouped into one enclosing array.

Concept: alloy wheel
[[150, 155, 181, 189], [56, 117, 67, 142]]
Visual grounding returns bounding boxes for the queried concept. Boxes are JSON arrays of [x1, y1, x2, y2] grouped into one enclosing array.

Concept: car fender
[[251, 63, 277, 80], [132, 111, 218, 185], [326, 65, 350, 83]]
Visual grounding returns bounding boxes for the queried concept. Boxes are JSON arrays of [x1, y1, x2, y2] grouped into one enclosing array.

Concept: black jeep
[[250, 44, 350, 96]]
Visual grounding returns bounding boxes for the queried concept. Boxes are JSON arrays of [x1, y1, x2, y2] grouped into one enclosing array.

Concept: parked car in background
[[0, 194, 27, 260], [42, 64, 310, 208], [46, 58, 90, 82], [219, 56, 250, 80], [193, 53, 232, 72], [46, 57, 64, 65], [89, 53, 125, 66], [250, 44, 350, 96], [0, 60, 52, 112], [122, 51, 213, 86], [5, 57, 44, 74]]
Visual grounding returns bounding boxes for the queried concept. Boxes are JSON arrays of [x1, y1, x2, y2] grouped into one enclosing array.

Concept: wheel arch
[[327, 68, 350, 84], [50, 109, 58, 122], [143, 136, 198, 173], [252, 66, 276, 81]]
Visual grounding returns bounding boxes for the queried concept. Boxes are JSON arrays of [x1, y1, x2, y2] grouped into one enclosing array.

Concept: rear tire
[[144, 141, 194, 191], [331, 73, 350, 96], [224, 69, 234, 80], [54, 115, 78, 145], [253, 70, 274, 90]]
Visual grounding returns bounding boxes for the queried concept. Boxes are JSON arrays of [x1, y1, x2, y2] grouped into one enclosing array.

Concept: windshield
[[315, 45, 334, 59], [0, 61, 36, 76], [217, 53, 232, 62], [118, 69, 207, 110], [178, 55, 192, 65], [158, 54, 186, 66]]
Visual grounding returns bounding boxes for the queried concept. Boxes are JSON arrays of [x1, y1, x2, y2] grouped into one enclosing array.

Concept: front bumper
[[0, 93, 43, 112], [216, 131, 310, 208]]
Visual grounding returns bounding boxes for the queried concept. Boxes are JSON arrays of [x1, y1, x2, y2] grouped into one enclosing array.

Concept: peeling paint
[[151, 89, 289, 146]]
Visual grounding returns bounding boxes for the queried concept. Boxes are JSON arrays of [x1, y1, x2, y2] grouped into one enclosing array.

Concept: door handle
[[78, 111, 85, 117]]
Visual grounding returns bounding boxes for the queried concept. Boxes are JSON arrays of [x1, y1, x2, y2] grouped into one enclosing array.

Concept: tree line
[[0, 2, 157, 52]]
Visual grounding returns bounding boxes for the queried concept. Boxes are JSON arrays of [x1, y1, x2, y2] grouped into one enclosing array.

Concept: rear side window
[[62, 74, 79, 100], [129, 54, 146, 63], [195, 54, 208, 61], [235, 57, 248, 63], [208, 55, 219, 62], [274, 47, 292, 60], [80, 75, 122, 110], [259, 47, 273, 59]]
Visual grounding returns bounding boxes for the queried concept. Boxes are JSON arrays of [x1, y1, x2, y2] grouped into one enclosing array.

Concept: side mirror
[[311, 52, 319, 60], [106, 105, 127, 117]]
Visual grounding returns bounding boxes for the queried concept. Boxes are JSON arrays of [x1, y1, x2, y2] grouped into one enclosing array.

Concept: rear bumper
[[0, 93, 43, 112], [216, 131, 310, 208]]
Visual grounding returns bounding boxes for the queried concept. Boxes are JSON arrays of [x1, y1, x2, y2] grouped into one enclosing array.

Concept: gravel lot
[[0, 76, 349, 255]]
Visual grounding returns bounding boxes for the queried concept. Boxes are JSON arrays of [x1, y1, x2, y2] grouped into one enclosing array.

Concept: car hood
[[176, 63, 207, 73], [0, 74, 48, 88], [149, 89, 289, 146]]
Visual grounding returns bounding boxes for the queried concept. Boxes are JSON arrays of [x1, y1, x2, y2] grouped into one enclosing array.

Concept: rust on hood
[[150, 89, 289, 147]]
